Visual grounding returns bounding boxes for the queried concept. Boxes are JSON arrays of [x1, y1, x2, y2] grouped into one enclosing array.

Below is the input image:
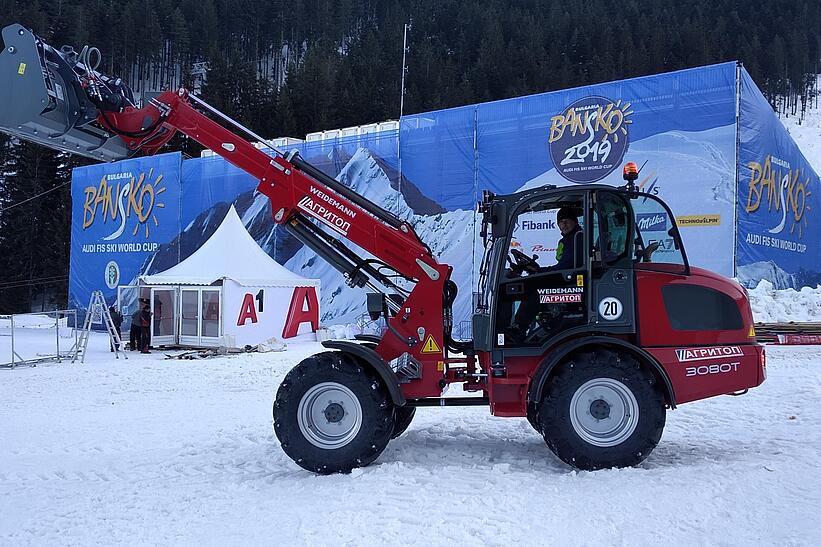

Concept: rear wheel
[[273, 351, 395, 474], [538, 349, 665, 470], [526, 402, 542, 433], [391, 406, 416, 439]]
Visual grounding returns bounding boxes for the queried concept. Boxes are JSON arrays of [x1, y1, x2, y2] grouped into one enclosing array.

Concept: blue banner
[[69, 152, 182, 309], [69, 62, 812, 325], [736, 68, 821, 288]]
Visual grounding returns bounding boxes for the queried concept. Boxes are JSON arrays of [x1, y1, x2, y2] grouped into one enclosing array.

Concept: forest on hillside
[[0, 0, 819, 311]]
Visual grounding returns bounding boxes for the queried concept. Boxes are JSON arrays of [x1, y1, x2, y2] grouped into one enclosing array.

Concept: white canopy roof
[[140, 205, 319, 288]]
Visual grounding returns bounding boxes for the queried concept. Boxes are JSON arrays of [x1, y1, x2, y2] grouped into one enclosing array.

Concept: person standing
[[154, 299, 163, 336], [129, 308, 142, 351], [140, 304, 152, 353], [109, 306, 124, 352]]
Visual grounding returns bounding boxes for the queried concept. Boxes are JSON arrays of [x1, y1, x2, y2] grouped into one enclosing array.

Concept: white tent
[[136, 206, 320, 348]]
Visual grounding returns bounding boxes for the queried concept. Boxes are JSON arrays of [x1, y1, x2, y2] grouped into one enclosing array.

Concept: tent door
[[178, 288, 222, 347], [150, 287, 177, 346], [179, 289, 201, 346], [200, 289, 222, 346], [116, 285, 140, 318]]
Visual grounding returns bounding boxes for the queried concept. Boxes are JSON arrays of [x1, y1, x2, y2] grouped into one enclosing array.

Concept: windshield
[[630, 193, 687, 273]]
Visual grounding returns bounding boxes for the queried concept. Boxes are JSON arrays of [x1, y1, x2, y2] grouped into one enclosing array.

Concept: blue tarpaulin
[[69, 62, 819, 322]]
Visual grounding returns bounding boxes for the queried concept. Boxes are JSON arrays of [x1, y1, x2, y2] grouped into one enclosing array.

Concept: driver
[[512, 206, 582, 274], [506, 206, 583, 343], [547, 206, 582, 271]]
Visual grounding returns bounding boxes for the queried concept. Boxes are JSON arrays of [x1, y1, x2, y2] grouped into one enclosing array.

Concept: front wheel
[[538, 350, 666, 470], [273, 352, 395, 474]]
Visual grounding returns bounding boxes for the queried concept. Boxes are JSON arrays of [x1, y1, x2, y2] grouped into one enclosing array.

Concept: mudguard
[[527, 336, 677, 409], [322, 340, 405, 406]]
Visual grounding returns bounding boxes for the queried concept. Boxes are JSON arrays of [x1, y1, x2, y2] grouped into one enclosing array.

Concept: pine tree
[[0, 142, 67, 312]]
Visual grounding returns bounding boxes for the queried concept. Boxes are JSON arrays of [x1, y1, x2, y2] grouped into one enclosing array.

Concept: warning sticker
[[18, 62, 26, 75], [421, 334, 442, 354]]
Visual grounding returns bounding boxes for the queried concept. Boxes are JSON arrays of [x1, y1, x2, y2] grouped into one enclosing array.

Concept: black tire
[[538, 349, 666, 471], [526, 402, 542, 434], [273, 351, 395, 474], [391, 406, 416, 439]]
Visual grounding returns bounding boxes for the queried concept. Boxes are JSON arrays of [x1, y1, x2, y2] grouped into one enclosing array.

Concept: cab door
[[590, 191, 635, 331], [493, 193, 590, 349]]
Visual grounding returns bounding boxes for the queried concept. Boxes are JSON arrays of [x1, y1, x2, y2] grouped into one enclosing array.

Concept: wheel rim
[[297, 382, 363, 449], [569, 378, 639, 448]]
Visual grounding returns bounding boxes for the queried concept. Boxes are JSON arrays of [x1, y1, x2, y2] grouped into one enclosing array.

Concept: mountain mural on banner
[[138, 148, 483, 326]]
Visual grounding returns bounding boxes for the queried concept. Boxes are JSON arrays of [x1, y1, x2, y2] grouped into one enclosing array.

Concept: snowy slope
[[736, 260, 797, 289], [519, 126, 737, 204], [782, 84, 821, 176], [1, 334, 820, 545], [285, 148, 484, 325]]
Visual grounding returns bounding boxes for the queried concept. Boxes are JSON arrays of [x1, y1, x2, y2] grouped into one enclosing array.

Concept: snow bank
[[748, 279, 821, 323]]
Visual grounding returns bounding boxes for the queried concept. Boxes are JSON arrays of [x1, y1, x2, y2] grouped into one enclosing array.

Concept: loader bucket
[[0, 24, 130, 161]]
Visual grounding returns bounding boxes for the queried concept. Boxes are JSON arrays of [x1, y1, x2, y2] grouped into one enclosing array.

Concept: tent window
[[202, 290, 220, 338], [181, 290, 199, 336]]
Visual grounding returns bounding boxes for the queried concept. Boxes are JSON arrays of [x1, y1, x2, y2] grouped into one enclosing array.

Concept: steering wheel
[[508, 248, 541, 275]]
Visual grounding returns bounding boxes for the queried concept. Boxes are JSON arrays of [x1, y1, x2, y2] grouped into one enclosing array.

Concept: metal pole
[[397, 22, 411, 217], [56, 311, 61, 362], [73, 310, 78, 359], [399, 23, 410, 124], [10, 315, 15, 369]]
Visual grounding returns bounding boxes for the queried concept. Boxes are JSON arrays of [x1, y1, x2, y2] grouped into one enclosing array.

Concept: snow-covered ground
[[1, 332, 820, 545]]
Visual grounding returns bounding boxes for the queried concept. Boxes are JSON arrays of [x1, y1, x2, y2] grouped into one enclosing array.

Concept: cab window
[[630, 194, 686, 271], [593, 192, 630, 265], [507, 199, 585, 275]]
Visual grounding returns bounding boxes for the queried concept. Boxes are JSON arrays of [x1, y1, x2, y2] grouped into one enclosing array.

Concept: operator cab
[[474, 183, 687, 354]]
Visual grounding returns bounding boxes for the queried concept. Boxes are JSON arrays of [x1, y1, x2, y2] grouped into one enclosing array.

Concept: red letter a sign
[[237, 293, 258, 326], [282, 287, 319, 338]]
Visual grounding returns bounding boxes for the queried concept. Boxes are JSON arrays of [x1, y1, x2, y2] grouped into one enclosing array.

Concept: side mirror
[[490, 201, 509, 239], [668, 226, 682, 250], [366, 293, 384, 321]]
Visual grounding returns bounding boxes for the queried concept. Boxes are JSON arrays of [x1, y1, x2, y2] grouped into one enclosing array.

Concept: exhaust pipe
[[0, 24, 131, 161]]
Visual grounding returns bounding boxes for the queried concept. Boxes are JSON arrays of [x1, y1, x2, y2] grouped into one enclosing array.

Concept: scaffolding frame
[[0, 310, 79, 369]]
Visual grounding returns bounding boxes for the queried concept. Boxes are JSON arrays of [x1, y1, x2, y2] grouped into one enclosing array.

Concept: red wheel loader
[[0, 24, 765, 472]]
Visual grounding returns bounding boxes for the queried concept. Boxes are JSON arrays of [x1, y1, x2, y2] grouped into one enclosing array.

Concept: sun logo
[[82, 168, 167, 240], [129, 168, 167, 239]]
